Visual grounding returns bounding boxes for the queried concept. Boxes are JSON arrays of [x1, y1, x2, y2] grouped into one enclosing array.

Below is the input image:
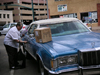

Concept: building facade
[[48, 0, 100, 27], [0, 10, 13, 26], [0, 0, 47, 25]]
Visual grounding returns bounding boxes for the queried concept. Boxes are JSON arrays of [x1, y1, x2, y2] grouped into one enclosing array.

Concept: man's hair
[[16, 22, 23, 27]]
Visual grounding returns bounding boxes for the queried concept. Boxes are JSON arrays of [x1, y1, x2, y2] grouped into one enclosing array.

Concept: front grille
[[79, 50, 100, 66]]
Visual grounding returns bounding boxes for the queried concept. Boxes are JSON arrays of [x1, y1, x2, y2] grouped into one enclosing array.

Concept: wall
[[48, 0, 100, 27], [0, 10, 13, 26]]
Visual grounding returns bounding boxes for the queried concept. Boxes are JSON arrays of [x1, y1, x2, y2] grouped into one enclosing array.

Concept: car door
[[25, 24, 38, 59]]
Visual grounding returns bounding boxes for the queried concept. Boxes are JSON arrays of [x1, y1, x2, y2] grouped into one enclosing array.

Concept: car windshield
[[40, 20, 90, 36]]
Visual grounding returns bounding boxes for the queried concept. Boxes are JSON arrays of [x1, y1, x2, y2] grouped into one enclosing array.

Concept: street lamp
[[31, 0, 34, 21]]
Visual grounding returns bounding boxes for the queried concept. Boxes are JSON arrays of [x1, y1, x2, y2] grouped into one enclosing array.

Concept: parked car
[[0, 22, 29, 35], [22, 18, 100, 75]]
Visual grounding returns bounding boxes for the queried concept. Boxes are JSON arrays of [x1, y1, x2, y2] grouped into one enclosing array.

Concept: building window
[[13, 20, 15, 22], [0, 14, 1, 18], [13, 14, 15, 16], [39, 4, 44, 5], [81, 11, 98, 23], [3, 14, 6, 18], [22, 2, 31, 5], [51, 15, 59, 18], [60, 13, 77, 18], [4, 8, 14, 10], [40, 14, 45, 16], [40, 9, 45, 10], [7, 14, 9, 18], [34, 3, 38, 5], [4, 2, 13, 5], [20, 8, 31, 10], [21, 14, 32, 16]]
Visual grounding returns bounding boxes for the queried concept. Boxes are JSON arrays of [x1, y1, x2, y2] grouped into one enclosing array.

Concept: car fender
[[36, 46, 52, 70]]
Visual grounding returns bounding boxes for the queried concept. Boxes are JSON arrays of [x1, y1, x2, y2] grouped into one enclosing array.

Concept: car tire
[[39, 59, 54, 75], [39, 59, 48, 75]]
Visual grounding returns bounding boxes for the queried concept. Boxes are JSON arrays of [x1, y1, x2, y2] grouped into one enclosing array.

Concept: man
[[4, 22, 27, 70]]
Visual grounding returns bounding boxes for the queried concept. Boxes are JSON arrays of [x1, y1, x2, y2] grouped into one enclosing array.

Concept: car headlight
[[58, 55, 77, 66], [67, 56, 77, 64], [51, 55, 77, 70]]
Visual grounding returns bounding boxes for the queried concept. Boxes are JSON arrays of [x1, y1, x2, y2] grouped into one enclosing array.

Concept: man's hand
[[23, 41, 27, 43]]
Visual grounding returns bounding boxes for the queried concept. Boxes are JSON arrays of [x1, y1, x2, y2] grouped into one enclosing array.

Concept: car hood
[[42, 32, 100, 56]]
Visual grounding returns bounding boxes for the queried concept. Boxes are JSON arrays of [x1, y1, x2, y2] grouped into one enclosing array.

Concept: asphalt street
[[0, 30, 100, 75], [0, 35, 40, 75]]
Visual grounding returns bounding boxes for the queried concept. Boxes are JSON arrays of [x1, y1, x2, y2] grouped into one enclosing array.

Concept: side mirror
[[88, 27, 92, 30]]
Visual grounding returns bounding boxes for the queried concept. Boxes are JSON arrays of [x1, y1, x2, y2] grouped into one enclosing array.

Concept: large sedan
[[22, 18, 100, 75]]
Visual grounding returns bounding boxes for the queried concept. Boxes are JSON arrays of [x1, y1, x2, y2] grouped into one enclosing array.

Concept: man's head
[[16, 22, 23, 31]]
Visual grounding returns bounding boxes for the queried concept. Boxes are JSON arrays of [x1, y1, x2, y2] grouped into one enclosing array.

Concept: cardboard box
[[35, 27, 52, 43]]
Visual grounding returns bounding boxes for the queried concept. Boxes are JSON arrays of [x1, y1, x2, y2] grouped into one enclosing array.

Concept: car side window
[[3, 24, 9, 28], [10, 24, 16, 28], [28, 24, 37, 35]]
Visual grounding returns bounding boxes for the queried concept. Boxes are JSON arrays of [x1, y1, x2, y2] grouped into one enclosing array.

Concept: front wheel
[[39, 60, 54, 75], [39, 60, 47, 75]]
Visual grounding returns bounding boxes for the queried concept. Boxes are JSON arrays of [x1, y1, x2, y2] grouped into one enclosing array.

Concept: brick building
[[48, 0, 100, 27], [0, 0, 47, 25]]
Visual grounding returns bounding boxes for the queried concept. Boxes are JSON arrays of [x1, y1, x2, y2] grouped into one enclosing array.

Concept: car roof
[[4, 22, 27, 26], [10, 22, 17, 24], [30, 18, 78, 25]]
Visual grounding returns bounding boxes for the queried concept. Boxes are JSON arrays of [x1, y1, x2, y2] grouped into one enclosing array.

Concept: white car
[[0, 22, 29, 35]]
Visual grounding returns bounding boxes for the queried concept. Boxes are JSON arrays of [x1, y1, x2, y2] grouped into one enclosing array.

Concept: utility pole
[[38, 0, 40, 16], [46, 0, 49, 19], [44, 0, 46, 15], [31, 0, 34, 21]]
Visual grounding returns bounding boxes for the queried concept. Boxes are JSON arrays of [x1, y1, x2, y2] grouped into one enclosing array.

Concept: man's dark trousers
[[4, 44, 18, 69]]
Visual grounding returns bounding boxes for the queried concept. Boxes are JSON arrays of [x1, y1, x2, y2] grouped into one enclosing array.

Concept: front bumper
[[49, 65, 100, 75], [61, 68, 100, 75]]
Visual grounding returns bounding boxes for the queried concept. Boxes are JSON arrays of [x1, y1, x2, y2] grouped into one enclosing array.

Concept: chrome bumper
[[61, 69, 100, 75], [49, 65, 100, 75]]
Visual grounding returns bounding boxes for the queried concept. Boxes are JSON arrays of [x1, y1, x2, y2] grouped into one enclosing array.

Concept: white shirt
[[4, 26, 20, 48]]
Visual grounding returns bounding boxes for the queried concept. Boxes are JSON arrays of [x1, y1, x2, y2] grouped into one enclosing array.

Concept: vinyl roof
[[30, 18, 78, 25]]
